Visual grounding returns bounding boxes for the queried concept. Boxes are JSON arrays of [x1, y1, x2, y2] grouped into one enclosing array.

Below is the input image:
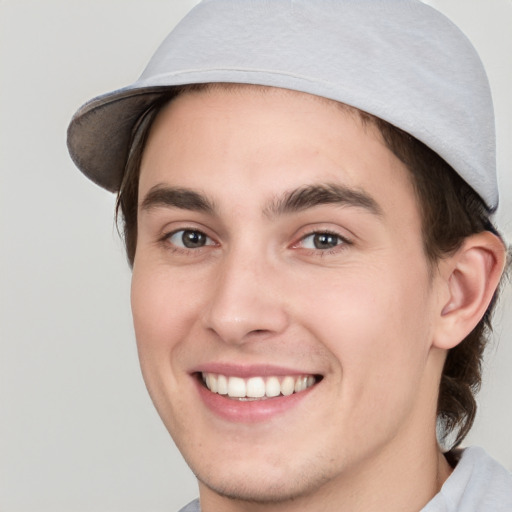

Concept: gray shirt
[[178, 447, 512, 511], [421, 446, 512, 511]]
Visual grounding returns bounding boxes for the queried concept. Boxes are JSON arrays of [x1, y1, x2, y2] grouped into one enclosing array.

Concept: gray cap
[[67, 0, 498, 210]]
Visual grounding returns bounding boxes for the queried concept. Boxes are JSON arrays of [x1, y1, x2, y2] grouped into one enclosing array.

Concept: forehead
[[138, 85, 418, 219]]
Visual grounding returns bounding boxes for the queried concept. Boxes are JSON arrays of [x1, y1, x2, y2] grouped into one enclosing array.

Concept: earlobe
[[433, 231, 506, 350]]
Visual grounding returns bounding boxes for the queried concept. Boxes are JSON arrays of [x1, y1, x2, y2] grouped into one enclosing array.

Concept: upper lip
[[191, 362, 320, 379]]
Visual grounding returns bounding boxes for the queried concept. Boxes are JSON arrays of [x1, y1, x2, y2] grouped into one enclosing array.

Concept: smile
[[201, 373, 318, 400]]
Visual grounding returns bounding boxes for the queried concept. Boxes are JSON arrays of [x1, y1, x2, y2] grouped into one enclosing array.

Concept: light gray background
[[1, 1, 511, 511]]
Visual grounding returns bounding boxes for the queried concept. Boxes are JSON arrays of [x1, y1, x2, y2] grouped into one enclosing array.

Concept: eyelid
[[160, 225, 219, 253]]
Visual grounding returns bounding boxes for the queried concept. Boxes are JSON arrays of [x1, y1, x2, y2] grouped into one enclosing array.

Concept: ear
[[433, 231, 506, 350]]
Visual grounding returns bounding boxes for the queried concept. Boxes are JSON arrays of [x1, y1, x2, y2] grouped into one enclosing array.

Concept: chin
[[197, 473, 326, 505], [189, 450, 339, 506]]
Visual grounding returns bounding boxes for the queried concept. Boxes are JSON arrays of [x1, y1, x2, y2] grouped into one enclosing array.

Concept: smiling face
[[131, 86, 450, 509]]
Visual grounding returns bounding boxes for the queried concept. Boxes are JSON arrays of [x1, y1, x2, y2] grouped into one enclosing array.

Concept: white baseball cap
[[67, 0, 498, 210]]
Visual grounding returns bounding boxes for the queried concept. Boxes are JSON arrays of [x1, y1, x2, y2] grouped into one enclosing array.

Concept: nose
[[202, 251, 289, 345]]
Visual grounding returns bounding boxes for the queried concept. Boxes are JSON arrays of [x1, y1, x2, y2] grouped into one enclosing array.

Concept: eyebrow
[[140, 185, 216, 214], [264, 183, 383, 218], [139, 182, 382, 218]]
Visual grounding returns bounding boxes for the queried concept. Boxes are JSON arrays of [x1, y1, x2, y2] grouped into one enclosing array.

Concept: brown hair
[[371, 117, 506, 449], [116, 84, 507, 450]]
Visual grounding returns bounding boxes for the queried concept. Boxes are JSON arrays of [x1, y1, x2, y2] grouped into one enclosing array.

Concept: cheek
[[130, 263, 203, 427], [297, 264, 434, 397], [130, 263, 200, 363]]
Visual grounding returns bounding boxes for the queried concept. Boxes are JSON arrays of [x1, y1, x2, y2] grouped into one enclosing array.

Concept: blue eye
[[301, 232, 345, 250], [168, 229, 214, 249]]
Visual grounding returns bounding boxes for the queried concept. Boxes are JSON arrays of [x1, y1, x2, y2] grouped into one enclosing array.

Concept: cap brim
[[67, 86, 172, 192]]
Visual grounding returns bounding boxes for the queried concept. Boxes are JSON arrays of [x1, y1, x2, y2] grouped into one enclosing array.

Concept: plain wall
[[1, 1, 511, 510]]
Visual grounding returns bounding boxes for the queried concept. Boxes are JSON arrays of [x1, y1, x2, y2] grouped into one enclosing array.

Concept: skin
[[130, 85, 499, 512]]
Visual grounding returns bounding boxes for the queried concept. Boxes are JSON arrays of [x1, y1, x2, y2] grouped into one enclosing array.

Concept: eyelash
[[160, 228, 216, 255], [294, 229, 352, 255]]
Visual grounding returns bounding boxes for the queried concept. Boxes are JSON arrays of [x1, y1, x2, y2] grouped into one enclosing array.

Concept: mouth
[[199, 372, 322, 401]]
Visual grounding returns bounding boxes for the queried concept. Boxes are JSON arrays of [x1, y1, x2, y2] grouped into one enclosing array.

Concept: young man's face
[[131, 86, 448, 505]]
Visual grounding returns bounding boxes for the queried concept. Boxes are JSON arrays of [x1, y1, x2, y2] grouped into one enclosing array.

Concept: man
[[67, 1, 511, 510]]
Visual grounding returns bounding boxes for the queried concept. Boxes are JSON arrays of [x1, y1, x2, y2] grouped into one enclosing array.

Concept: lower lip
[[195, 377, 315, 423]]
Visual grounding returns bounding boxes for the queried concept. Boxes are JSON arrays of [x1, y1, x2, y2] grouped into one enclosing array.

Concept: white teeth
[[295, 376, 308, 393], [281, 376, 295, 396], [228, 376, 246, 398], [265, 376, 281, 397], [217, 374, 228, 395], [206, 374, 218, 393], [202, 373, 317, 399], [246, 377, 266, 398]]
